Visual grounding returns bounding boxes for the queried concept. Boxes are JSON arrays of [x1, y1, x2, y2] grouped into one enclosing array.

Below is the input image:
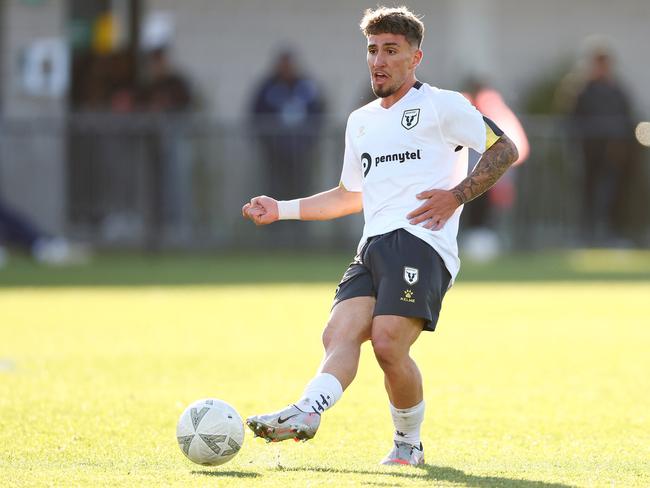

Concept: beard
[[371, 80, 398, 98]]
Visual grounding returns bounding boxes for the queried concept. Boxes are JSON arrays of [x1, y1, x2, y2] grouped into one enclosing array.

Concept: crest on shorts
[[403, 266, 419, 285], [401, 109, 420, 130]]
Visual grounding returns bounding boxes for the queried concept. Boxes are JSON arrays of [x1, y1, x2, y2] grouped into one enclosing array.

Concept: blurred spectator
[[68, 49, 140, 240], [72, 50, 136, 111], [461, 77, 530, 260], [250, 49, 325, 199], [0, 199, 88, 267], [140, 47, 195, 245], [140, 47, 192, 112], [570, 46, 636, 246]]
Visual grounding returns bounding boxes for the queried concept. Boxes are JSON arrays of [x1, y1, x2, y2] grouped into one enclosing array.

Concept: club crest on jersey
[[404, 266, 419, 285], [401, 109, 420, 130]]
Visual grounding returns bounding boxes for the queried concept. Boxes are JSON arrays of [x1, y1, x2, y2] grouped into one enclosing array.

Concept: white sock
[[296, 373, 343, 415], [390, 400, 425, 446]]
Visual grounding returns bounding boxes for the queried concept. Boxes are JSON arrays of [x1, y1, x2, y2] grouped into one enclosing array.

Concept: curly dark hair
[[360, 6, 424, 48]]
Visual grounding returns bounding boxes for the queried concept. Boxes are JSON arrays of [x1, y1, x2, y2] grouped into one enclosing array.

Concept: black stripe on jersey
[[413, 81, 423, 90], [483, 116, 504, 137]]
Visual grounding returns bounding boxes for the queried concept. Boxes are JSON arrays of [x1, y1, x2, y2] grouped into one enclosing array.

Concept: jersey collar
[[378, 80, 424, 110]]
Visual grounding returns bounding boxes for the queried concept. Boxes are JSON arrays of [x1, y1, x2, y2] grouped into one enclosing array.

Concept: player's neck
[[380, 77, 419, 109]]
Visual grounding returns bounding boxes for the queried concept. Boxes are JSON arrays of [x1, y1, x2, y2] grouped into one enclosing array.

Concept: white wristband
[[277, 199, 301, 220]]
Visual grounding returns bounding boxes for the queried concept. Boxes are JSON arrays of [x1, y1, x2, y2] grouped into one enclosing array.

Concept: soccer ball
[[176, 398, 245, 466]]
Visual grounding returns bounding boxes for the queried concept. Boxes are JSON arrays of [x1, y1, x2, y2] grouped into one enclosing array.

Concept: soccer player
[[242, 6, 518, 466]]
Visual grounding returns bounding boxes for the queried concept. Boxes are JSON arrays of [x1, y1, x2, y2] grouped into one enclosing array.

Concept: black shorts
[[333, 228, 451, 332]]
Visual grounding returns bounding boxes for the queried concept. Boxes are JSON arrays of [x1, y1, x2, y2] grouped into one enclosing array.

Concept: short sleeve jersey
[[340, 82, 490, 284]]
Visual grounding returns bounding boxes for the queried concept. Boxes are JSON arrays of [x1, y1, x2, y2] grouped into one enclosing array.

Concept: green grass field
[[1, 252, 649, 487]]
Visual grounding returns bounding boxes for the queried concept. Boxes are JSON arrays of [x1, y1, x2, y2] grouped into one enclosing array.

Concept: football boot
[[246, 404, 320, 442], [380, 440, 425, 466]]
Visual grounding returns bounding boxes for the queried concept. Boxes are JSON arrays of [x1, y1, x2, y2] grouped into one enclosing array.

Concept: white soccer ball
[[176, 398, 245, 466]]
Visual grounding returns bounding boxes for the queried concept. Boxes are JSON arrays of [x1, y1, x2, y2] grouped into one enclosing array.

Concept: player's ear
[[411, 49, 423, 69]]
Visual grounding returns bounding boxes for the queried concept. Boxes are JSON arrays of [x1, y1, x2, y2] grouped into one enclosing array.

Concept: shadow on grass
[[191, 469, 260, 478], [276, 464, 576, 488]]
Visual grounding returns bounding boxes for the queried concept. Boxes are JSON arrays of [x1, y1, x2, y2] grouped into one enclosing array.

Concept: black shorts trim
[[333, 229, 451, 331]]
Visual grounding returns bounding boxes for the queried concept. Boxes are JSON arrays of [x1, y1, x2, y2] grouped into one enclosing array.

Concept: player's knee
[[321, 323, 336, 349], [371, 329, 400, 368], [322, 318, 369, 350], [322, 320, 350, 350]]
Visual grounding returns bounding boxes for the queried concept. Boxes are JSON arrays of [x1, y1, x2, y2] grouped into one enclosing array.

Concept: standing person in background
[[242, 6, 518, 466], [570, 46, 636, 246], [141, 47, 193, 113], [461, 77, 529, 260], [140, 47, 195, 245], [250, 49, 325, 200]]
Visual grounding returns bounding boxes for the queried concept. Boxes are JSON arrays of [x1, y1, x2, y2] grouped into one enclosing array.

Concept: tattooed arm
[[406, 134, 519, 230], [451, 135, 519, 205]]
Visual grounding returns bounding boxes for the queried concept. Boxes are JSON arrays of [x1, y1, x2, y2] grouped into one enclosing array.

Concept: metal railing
[[1, 114, 648, 250]]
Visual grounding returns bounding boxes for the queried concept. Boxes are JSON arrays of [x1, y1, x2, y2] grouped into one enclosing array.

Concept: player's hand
[[242, 195, 279, 226], [406, 189, 460, 231]]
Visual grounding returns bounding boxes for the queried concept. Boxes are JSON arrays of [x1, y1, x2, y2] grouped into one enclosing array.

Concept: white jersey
[[339, 82, 489, 284]]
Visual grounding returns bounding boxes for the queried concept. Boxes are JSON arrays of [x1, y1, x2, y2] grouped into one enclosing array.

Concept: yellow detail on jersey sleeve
[[485, 122, 502, 151], [483, 116, 504, 151]]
